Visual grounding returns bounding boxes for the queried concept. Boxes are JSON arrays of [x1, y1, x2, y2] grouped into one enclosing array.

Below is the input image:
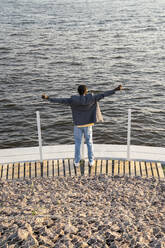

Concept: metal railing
[[36, 109, 132, 163]]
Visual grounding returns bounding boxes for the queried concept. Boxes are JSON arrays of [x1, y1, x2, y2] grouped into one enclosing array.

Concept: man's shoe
[[74, 163, 79, 167], [89, 161, 95, 167]]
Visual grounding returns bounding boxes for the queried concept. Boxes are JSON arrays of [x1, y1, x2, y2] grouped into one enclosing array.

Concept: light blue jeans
[[74, 126, 94, 164]]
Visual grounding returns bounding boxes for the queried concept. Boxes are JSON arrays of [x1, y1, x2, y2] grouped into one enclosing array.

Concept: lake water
[[0, 0, 165, 149]]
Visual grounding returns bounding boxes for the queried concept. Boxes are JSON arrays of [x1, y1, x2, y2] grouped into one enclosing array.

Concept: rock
[[134, 243, 142, 248], [87, 238, 96, 245], [105, 236, 115, 246], [6, 232, 19, 244], [111, 224, 121, 232], [64, 224, 78, 234], [79, 230, 91, 239], [53, 234, 60, 242], [108, 242, 117, 248], [17, 228, 29, 241], [79, 213, 86, 218], [110, 231, 121, 239], [149, 240, 161, 248], [39, 235, 55, 246], [153, 227, 160, 236], [105, 232, 115, 241], [25, 233, 39, 247], [80, 241, 89, 248], [25, 223, 33, 235], [34, 217, 45, 225], [139, 236, 148, 245], [43, 218, 54, 228]]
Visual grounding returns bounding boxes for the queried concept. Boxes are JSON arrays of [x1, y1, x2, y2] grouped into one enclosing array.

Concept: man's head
[[78, 85, 88, 95]]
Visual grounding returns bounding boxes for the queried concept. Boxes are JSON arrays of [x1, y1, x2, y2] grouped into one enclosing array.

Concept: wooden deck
[[0, 159, 164, 180]]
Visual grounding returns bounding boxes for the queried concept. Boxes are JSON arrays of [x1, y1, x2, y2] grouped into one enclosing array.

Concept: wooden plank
[[53, 160, 58, 177], [48, 160, 53, 177], [76, 164, 81, 177], [63, 159, 69, 177], [6, 164, 9, 179], [8, 163, 13, 180], [79, 160, 84, 176], [151, 162, 158, 179], [130, 161, 135, 177], [31, 162, 36, 178], [43, 160, 48, 177], [56, 159, 60, 176], [47, 160, 52, 177], [68, 159, 72, 176], [125, 161, 129, 176], [96, 160, 101, 176], [107, 160, 112, 176], [25, 162, 30, 178], [36, 162, 41, 178], [135, 161, 141, 177], [18, 163, 20, 179], [0, 164, 2, 178], [114, 160, 119, 176], [157, 163, 164, 179], [83, 159, 89, 176], [58, 159, 64, 176], [74, 160, 81, 177], [141, 162, 146, 178], [93, 160, 97, 174], [89, 160, 95, 176], [19, 162, 24, 179], [1, 164, 7, 180], [69, 159, 75, 176], [146, 162, 152, 178], [47, 160, 49, 177], [119, 161, 124, 177], [146, 162, 153, 178], [0, 164, 3, 179], [13, 163, 19, 179], [101, 160, 107, 175], [105, 160, 108, 175], [63, 159, 66, 177], [58, 159, 65, 176], [52, 160, 55, 177]]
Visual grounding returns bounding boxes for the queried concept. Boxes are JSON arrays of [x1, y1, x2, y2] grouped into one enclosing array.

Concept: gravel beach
[[0, 176, 165, 248]]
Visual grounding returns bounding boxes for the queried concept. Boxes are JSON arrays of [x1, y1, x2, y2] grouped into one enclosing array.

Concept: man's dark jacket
[[48, 89, 115, 126]]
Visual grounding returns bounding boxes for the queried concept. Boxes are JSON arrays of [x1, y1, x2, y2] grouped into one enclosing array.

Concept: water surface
[[0, 0, 165, 148]]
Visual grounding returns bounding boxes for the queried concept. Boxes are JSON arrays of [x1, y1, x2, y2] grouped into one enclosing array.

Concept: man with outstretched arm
[[42, 84, 122, 167]]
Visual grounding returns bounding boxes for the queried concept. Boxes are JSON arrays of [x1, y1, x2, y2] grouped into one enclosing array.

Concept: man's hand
[[114, 85, 122, 91], [42, 93, 49, 99]]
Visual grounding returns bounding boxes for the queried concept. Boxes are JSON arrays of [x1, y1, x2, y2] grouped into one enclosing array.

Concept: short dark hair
[[78, 85, 88, 95]]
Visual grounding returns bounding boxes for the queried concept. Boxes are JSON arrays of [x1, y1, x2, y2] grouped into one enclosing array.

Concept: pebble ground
[[0, 176, 165, 248]]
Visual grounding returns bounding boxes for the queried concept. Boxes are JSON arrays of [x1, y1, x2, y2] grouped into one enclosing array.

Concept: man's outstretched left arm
[[94, 85, 122, 101]]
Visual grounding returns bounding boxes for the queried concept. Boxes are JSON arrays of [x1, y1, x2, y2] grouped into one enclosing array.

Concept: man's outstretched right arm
[[42, 94, 71, 105]]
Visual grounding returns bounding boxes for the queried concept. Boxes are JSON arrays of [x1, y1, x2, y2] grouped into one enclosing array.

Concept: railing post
[[127, 108, 131, 161], [81, 134, 85, 160], [36, 111, 43, 163]]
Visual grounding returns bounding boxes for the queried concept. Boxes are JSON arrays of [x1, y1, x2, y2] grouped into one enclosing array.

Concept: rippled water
[[0, 0, 165, 149]]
